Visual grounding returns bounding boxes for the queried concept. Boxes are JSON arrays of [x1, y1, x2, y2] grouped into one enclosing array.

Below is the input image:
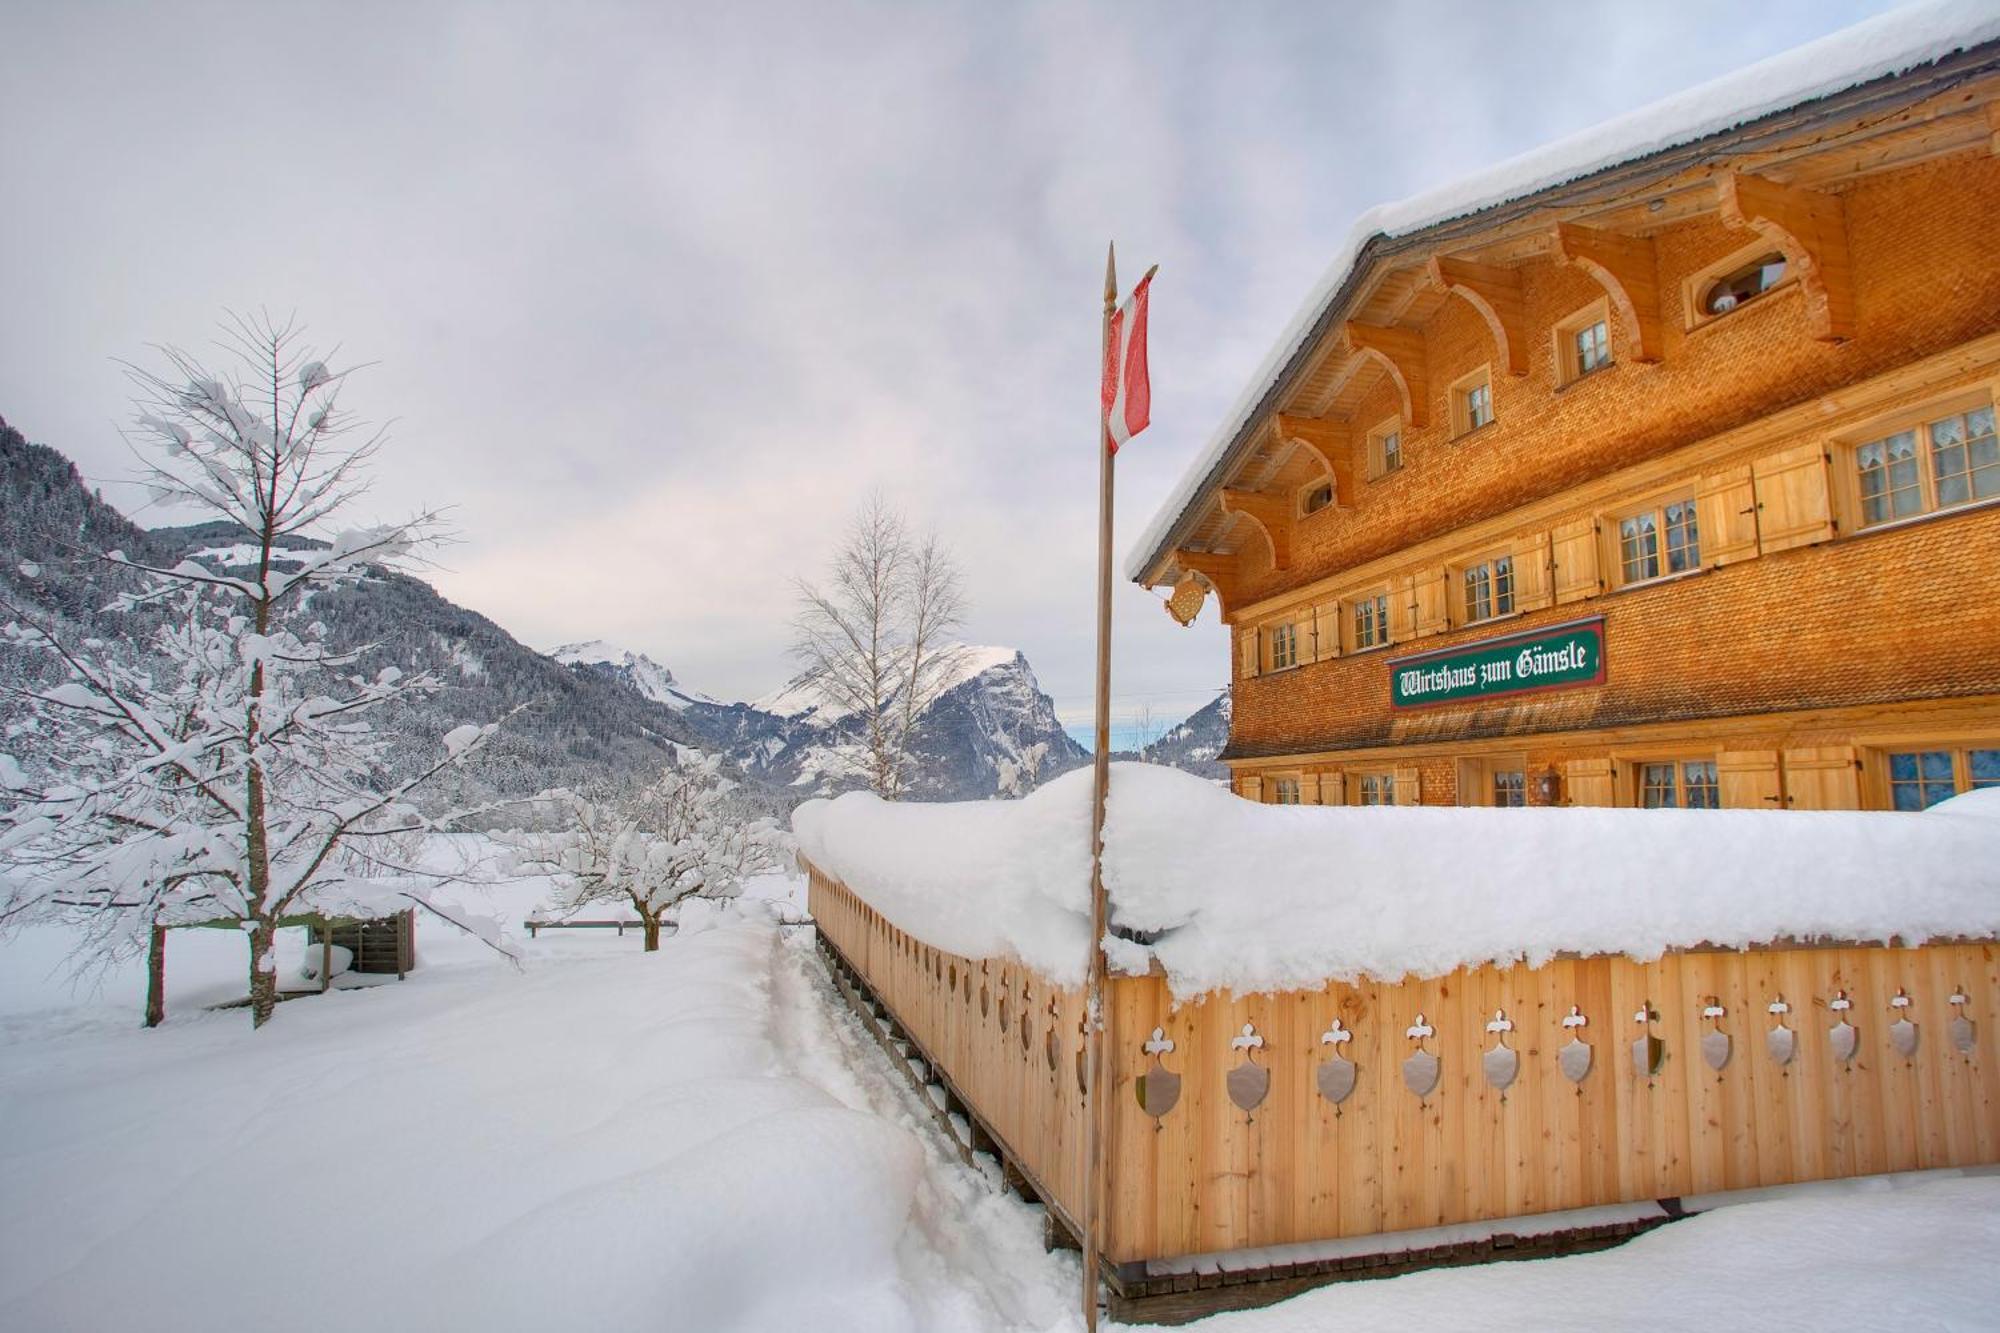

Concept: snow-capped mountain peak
[[750, 644, 1023, 721], [548, 641, 715, 709]]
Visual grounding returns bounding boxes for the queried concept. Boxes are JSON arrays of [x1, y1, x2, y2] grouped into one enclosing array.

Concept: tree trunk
[[643, 916, 661, 952], [144, 921, 167, 1028], [248, 919, 278, 1028]]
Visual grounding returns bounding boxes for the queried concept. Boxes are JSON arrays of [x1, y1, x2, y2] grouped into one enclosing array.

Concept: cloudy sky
[[1, 0, 1898, 733]]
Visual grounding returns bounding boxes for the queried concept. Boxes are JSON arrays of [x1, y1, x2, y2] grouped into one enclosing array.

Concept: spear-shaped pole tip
[[1104, 242, 1118, 305]]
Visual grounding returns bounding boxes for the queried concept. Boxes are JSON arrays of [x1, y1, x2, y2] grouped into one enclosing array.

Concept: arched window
[[1300, 481, 1334, 516], [1700, 252, 1787, 316]]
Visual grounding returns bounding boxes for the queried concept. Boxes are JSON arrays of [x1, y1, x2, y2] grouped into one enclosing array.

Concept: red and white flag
[[1101, 270, 1153, 453]]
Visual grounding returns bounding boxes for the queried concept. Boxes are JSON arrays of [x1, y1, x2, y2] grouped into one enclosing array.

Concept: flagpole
[[1081, 241, 1117, 1333]]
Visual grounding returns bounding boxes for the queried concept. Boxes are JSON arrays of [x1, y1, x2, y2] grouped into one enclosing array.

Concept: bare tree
[[0, 313, 507, 1028], [791, 494, 967, 799]]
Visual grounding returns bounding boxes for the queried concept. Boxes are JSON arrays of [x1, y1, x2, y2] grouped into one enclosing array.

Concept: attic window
[[1300, 481, 1334, 516], [1700, 252, 1787, 317]]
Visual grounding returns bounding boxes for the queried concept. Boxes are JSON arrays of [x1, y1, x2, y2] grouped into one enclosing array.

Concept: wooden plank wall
[[1104, 942, 2000, 1264], [808, 867, 1090, 1229]]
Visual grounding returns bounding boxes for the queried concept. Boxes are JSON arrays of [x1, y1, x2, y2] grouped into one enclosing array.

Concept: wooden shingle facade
[[1131, 40, 2000, 814]]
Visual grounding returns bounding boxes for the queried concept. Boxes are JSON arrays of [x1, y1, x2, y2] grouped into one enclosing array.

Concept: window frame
[[1876, 743, 2000, 811], [1633, 756, 1722, 810], [1270, 776, 1303, 806], [1682, 241, 1795, 331], [1450, 366, 1495, 438], [1554, 298, 1613, 387], [1348, 586, 1392, 653], [1839, 397, 2000, 532], [1298, 478, 1335, 517], [1352, 771, 1397, 807], [1266, 618, 1301, 672], [1611, 490, 1702, 589], [1455, 549, 1516, 626], [1365, 415, 1404, 480], [1457, 755, 1528, 808]]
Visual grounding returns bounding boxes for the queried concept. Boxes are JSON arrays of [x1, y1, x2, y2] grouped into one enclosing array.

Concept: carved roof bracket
[[1273, 414, 1355, 507], [1552, 222, 1664, 362], [1343, 321, 1430, 428], [1426, 256, 1529, 376], [1716, 170, 1855, 342], [1219, 488, 1293, 570]]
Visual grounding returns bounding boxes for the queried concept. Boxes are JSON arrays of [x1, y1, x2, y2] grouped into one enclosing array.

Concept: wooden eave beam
[[1552, 223, 1664, 362], [1168, 549, 1242, 616], [1426, 255, 1529, 377], [1219, 488, 1293, 570], [1715, 170, 1855, 342], [1342, 322, 1429, 428], [1272, 413, 1355, 507]]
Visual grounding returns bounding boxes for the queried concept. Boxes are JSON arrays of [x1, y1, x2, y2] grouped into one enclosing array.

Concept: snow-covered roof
[[793, 765, 2000, 998], [1126, 0, 2000, 583]]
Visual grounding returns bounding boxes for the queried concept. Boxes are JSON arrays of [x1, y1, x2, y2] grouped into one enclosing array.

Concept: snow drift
[[793, 765, 2000, 997]]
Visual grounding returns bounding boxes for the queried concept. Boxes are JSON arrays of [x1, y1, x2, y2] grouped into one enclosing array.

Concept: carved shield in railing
[[1227, 1057, 1270, 1113], [1559, 1037, 1593, 1084], [1951, 1015, 1977, 1056], [1137, 1059, 1181, 1119], [1767, 1024, 1796, 1066], [1402, 1049, 1441, 1099], [1702, 1030, 1732, 1072], [1317, 1055, 1357, 1106], [1631, 1034, 1664, 1078], [1829, 1020, 1858, 1064], [1482, 1043, 1519, 1093], [1890, 1018, 1919, 1059]]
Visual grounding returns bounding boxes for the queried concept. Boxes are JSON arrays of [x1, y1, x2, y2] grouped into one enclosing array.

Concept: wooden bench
[[521, 918, 655, 939]]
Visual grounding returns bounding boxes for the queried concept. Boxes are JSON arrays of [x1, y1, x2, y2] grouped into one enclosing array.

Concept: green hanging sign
[[1389, 616, 1606, 709]]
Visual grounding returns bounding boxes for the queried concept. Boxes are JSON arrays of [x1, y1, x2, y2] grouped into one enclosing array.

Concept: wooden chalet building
[[1130, 32, 2000, 817]]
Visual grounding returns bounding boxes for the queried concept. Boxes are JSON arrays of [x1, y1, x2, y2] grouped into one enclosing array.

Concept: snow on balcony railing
[[792, 765, 2000, 999]]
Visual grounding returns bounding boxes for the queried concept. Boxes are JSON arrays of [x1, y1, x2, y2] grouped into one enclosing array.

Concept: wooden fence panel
[[808, 861, 1999, 1269]]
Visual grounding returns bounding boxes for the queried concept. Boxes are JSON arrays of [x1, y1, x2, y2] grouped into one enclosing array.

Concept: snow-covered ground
[[4, 867, 1999, 1331]]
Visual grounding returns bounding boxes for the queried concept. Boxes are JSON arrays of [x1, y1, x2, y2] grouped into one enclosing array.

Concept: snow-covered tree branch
[[0, 314, 503, 1028], [501, 754, 787, 952]]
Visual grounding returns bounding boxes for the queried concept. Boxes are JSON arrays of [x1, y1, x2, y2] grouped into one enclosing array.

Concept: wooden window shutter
[[1717, 750, 1783, 809], [1312, 600, 1342, 662], [1563, 757, 1614, 806], [1752, 444, 1835, 554], [1389, 573, 1419, 643], [1393, 766, 1421, 805], [1782, 745, 1861, 810], [1320, 772, 1346, 806], [1694, 465, 1760, 567], [1299, 772, 1322, 805], [1239, 775, 1264, 803], [1550, 516, 1602, 604], [1238, 626, 1260, 679], [1512, 529, 1553, 611], [1410, 567, 1450, 637]]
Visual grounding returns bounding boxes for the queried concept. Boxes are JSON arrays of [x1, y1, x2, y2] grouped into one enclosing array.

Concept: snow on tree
[[502, 753, 787, 951], [790, 493, 968, 799], [0, 313, 511, 1028]]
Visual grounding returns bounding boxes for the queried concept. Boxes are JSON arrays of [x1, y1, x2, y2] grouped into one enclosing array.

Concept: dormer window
[[1700, 252, 1787, 317], [1366, 417, 1403, 479], [1300, 480, 1334, 516], [1450, 367, 1494, 438], [1555, 300, 1613, 386]]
